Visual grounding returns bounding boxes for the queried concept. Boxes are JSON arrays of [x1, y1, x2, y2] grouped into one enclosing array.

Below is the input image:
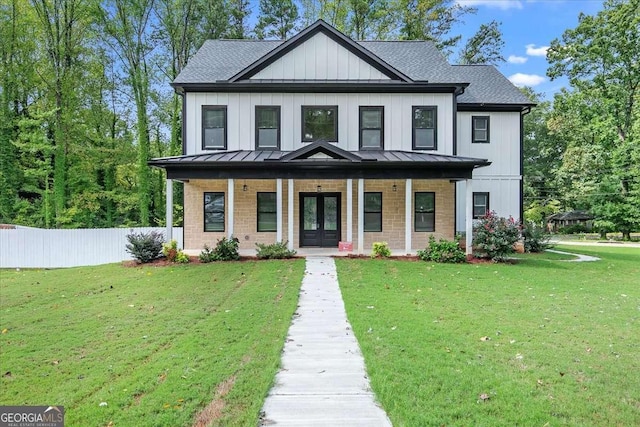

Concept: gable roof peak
[[228, 20, 414, 83]]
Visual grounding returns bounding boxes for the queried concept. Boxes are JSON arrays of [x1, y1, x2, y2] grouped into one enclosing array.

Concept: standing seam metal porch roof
[[149, 141, 491, 180]]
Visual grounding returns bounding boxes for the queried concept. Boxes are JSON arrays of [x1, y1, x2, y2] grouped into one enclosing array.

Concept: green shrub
[[175, 251, 190, 263], [417, 236, 466, 263], [198, 244, 217, 263], [473, 211, 521, 262], [557, 224, 589, 234], [371, 241, 391, 258], [199, 237, 240, 262], [125, 231, 164, 263], [255, 241, 297, 259], [522, 221, 552, 253], [162, 239, 179, 261]]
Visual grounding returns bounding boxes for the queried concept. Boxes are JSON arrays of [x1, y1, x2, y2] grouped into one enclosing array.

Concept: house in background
[[547, 211, 594, 233], [150, 20, 533, 255]]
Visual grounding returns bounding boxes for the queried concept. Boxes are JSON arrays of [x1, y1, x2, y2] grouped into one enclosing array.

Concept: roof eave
[[172, 81, 468, 94]]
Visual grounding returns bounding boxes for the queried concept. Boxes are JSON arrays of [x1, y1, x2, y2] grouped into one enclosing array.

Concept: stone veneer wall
[[183, 178, 455, 252]]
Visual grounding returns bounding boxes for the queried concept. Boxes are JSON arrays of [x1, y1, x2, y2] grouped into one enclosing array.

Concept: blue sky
[[455, 0, 604, 99]]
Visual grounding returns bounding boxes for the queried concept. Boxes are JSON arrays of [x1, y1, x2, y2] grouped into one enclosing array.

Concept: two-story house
[[150, 20, 532, 255]]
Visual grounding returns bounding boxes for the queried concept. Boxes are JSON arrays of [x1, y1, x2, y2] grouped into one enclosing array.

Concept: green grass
[[336, 247, 640, 426], [0, 260, 305, 426]]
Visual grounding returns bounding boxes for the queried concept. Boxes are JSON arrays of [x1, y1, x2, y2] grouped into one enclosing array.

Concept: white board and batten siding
[[250, 31, 392, 81], [0, 227, 183, 269], [455, 111, 522, 231], [455, 179, 521, 233], [185, 92, 455, 154], [456, 111, 521, 177]]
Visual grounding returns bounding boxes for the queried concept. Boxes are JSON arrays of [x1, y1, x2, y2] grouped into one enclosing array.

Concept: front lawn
[[0, 260, 305, 426], [336, 247, 640, 426]]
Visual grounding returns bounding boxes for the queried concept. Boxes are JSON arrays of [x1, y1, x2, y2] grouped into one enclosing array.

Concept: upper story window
[[202, 106, 227, 150], [415, 192, 435, 231], [473, 192, 490, 218], [302, 106, 338, 142], [359, 107, 384, 150], [256, 106, 280, 150], [412, 106, 437, 150], [472, 116, 490, 143], [204, 192, 225, 232]]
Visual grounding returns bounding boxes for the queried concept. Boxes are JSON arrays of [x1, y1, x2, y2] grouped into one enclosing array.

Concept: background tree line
[[0, 0, 637, 236]]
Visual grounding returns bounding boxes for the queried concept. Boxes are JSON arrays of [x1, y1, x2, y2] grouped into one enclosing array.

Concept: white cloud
[[456, 0, 523, 10], [508, 55, 528, 64], [508, 73, 546, 87], [526, 44, 549, 57]]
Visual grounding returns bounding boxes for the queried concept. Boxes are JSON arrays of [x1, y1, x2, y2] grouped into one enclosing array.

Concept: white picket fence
[[0, 227, 183, 268]]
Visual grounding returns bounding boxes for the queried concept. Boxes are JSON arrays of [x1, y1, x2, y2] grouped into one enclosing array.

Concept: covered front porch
[[150, 141, 490, 255]]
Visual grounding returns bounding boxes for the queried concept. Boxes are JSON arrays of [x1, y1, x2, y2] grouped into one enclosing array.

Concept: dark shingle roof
[[174, 34, 532, 106], [454, 65, 532, 105]]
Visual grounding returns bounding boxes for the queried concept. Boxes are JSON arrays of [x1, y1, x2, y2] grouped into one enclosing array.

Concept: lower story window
[[257, 192, 277, 232], [364, 192, 382, 232], [204, 192, 225, 232], [415, 192, 435, 232], [473, 192, 490, 218]]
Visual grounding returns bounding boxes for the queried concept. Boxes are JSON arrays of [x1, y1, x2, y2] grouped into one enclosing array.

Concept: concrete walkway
[[260, 256, 392, 426]]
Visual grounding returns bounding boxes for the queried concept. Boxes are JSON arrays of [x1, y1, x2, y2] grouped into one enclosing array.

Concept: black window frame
[[473, 192, 490, 219], [202, 106, 227, 150], [472, 116, 490, 144], [363, 192, 383, 232], [412, 106, 437, 150], [359, 106, 384, 150], [204, 192, 225, 232], [414, 192, 435, 232], [255, 106, 281, 150], [301, 105, 338, 143], [257, 192, 277, 232]]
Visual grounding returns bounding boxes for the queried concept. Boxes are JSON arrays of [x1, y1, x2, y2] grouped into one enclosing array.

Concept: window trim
[[301, 105, 338, 143], [359, 106, 384, 150], [473, 192, 490, 219], [363, 192, 382, 232], [255, 106, 281, 150], [412, 106, 437, 150], [204, 192, 225, 232], [414, 192, 435, 232], [257, 192, 277, 232], [472, 116, 490, 144], [202, 106, 227, 150]]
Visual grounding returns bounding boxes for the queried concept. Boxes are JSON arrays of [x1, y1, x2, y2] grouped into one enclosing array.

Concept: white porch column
[[276, 179, 283, 242], [405, 179, 412, 254], [165, 178, 173, 242], [357, 179, 364, 254], [287, 179, 294, 250], [466, 179, 473, 256], [227, 179, 234, 238], [346, 178, 353, 243]]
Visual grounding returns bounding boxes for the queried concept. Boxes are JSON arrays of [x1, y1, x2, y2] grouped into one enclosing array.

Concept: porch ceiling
[[149, 144, 490, 180]]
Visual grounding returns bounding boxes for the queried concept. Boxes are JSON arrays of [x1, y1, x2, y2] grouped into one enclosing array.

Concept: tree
[[399, 0, 476, 57], [255, 0, 299, 40], [346, 0, 395, 40], [227, 0, 251, 38], [98, 0, 156, 226], [547, 0, 640, 239], [521, 87, 566, 223], [31, 0, 93, 226], [457, 20, 504, 65]]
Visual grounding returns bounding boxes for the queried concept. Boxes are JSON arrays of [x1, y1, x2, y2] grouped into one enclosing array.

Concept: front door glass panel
[[303, 197, 317, 230], [324, 196, 338, 231]]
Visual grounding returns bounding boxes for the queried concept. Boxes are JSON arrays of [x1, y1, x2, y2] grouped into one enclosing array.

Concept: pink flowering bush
[[472, 211, 521, 262]]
